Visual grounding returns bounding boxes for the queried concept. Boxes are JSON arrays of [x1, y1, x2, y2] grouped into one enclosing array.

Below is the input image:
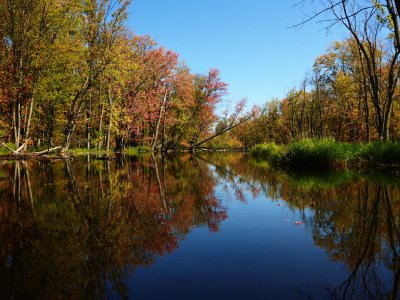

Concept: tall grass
[[358, 141, 400, 165], [251, 139, 400, 170], [251, 142, 286, 164], [285, 138, 358, 170]]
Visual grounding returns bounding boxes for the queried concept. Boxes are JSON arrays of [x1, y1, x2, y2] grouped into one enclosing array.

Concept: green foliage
[[125, 147, 151, 155], [67, 146, 150, 156], [358, 141, 400, 165], [251, 142, 287, 164], [285, 138, 357, 170], [252, 139, 400, 171], [0, 143, 16, 155]]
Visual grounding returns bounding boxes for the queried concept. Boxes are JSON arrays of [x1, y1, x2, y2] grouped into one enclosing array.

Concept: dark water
[[0, 153, 399, 300]]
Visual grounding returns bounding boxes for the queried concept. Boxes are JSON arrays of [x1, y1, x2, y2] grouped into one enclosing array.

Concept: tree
[[62, 0, 130, 150], [186, 69, 228, 150], [0, 0, 68, 148], [299, 0, 400, 140]]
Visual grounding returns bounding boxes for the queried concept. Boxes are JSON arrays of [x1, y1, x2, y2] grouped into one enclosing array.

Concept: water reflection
[[0, 153, 399, 299], [201, 153, 400, 299], [0, 155, 226, 299]]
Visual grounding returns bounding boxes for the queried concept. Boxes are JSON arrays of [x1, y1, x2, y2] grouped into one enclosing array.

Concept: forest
[[2, 0, 400, 158], [0, 0, 251, 155], [1, 2, 400, 298], [232, 1, 400, 147]]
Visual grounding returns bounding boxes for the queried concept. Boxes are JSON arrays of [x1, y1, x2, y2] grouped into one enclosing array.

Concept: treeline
[[0, 0, 250, 153], [234, 38, 400, 148], [231, 1, 400, 148]]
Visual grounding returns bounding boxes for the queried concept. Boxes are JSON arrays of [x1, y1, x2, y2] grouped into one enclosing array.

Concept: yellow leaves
[[332, 71, 357, 105], [372, 0, 384, 12]]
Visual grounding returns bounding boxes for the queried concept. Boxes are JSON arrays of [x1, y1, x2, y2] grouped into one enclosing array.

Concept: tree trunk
[[24, 96, 34, 150], [152, 90, 168, 152], [192, 115, 253, 150], [98, 102, 104, 150], [86, 97, 92, 150], [106, 96, 113, 152]]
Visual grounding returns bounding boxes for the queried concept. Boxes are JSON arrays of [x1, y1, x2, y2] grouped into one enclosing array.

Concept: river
[[0, 152, 398, 299]]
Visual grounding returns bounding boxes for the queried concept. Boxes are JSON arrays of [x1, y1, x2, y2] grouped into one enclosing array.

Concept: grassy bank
[[251, 139, 400, 171], [68, 146, 151, 156], [0, 145, 151, 157]]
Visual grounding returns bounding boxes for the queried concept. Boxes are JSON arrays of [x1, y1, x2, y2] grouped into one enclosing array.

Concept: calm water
[[0, 153, 399, 299]]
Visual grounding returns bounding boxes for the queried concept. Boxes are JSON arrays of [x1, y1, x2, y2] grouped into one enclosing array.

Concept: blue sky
[[127, 0, 347, 108]]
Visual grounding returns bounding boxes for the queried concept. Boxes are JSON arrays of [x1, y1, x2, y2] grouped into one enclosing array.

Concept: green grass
[[0, 142, 16, 155], [68, 146, 151, 155], [251, 139, 400, 171], [0, 144, 152, 157], [358, 141, 400, 165], [285, 138, 359, 170], [125, 146, 151, 155], [68, 146, 151, 156], [250, 142, 287, 164], [68, 148, 112, 155]]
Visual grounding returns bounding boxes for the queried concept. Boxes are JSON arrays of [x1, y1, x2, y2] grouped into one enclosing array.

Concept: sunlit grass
[[68, 146, 151, 156], [68, 148, 112, 155], [250, 142, 287, 164], [125, 146, 151, 155], [0, 142, 16, 155], [285, 138, 358, 170], [251, 139, 400, 170]]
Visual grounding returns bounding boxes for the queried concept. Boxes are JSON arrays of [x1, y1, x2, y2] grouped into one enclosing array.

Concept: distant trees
[[325, 0, 400, 140], [233, 0, 400, 147], [235, 35, 400, 147]]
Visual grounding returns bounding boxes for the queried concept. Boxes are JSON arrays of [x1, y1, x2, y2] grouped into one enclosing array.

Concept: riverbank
[[0, 144, 246, 160], [0, 145, 151, 160], [251, 139, 400, 171], [68, 146, 150, 156]]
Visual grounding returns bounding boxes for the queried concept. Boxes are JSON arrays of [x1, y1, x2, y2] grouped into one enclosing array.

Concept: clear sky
[[127, 0, 347, 108]]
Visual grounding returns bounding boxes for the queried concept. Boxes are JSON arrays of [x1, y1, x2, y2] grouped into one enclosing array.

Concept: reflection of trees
[[1, 153, 398, 299], [311, 184, 400, 300], [197, 153, 265, 202], [0, 155, 227, 299], [200, 153, 400, 299]]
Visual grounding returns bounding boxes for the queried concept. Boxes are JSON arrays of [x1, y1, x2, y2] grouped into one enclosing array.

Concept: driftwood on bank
[[31, 147, 63, 156], [1, 142, 27, 155], [0, 143, 67, 160]]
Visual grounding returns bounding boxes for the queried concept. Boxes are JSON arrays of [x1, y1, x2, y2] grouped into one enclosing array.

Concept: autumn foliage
[[0, 0, 250, 153]]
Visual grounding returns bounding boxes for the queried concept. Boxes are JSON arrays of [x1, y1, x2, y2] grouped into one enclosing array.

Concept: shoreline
[[250, 139, 400, 173]]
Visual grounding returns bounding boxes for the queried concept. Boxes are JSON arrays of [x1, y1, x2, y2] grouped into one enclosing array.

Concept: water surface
[[0, 153, 399, 299]]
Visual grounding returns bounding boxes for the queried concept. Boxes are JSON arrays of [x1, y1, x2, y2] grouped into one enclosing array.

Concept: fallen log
[[14, 142, 27, 154], [32, 146, 62, 156], [0, 144, 68, 161], [0, 140, 30, 155]]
